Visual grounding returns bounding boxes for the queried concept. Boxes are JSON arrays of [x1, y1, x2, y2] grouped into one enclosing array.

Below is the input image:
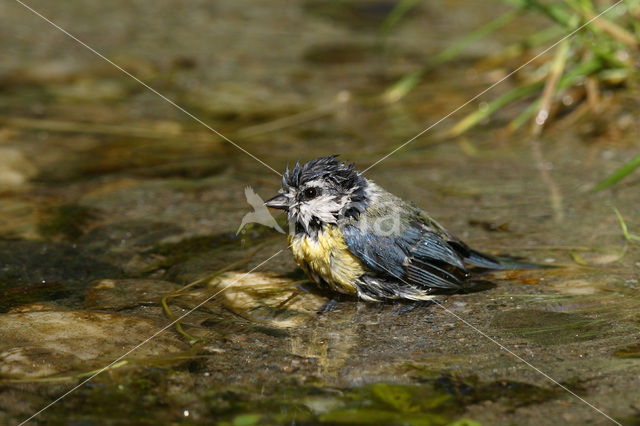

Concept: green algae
[[44, 368, 177, 424], [204, 381, 457, 425], [614, 344, 640, 358], [413, 371, 561, 411], [200, 375, 563, 425], [17, 371, 564, 425], [229, 413, 262, 426]]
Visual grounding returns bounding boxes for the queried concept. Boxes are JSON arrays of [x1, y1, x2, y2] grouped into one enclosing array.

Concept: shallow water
[[1, 0, 639, 425]]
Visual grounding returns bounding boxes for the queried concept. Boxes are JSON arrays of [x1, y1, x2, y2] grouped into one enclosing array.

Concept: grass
[[593, 154, 640, 192], [613, 206, 640, 244], [382, 0, 640, 188]]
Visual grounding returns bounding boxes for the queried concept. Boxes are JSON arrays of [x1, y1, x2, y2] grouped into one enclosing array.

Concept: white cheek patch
[[302, 194, 343, 224], [287, 181, 361, 233]]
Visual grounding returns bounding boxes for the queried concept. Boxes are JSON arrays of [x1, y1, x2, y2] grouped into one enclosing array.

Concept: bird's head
[[265, 155, 369, 236]]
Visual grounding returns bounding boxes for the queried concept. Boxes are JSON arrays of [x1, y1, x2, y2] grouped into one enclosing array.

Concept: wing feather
[[406, 264, 460, 289], [340, 183, 503, 293], [413, 230, 466, 270], [409, 258, 464, 287], [342, 220, 467, 291]]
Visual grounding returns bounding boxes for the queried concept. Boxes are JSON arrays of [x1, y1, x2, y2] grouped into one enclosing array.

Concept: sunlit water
[[1, 0, 638, 424]]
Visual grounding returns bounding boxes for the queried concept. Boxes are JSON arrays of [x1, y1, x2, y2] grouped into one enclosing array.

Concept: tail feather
[[450, 241, 553, 270], [464, 247, 504, 269], [493, 256, 556, 270]]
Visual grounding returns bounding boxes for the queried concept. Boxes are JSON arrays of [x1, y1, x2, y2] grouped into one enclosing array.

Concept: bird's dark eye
[[303, 187, 319, 199]]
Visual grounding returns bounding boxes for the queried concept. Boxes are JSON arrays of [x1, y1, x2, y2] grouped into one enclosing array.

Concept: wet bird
[[265, 155, 510, 302]]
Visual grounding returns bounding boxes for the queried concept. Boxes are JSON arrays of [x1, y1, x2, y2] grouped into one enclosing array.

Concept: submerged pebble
[[209, 271, 326, 328], [0, 311, 186, 379]]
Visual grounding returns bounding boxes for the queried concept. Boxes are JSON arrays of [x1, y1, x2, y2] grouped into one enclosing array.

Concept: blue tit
[[265, 155, 506, 302]]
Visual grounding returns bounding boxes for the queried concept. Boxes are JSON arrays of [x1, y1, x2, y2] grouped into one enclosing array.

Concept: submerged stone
[[209, 271, 326, 328], [0, 240, 121, 285], [80, 220, 184, 253], [0, 311, 187, 379], [0, 240, 122, 311]]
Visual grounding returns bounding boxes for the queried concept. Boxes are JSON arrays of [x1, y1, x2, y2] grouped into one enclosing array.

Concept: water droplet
[[535, 110, 549, 126], [562, 95, 573, 106]]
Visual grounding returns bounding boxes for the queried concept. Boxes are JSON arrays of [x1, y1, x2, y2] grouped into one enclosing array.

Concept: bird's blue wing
[[341, 221, 467, 290]]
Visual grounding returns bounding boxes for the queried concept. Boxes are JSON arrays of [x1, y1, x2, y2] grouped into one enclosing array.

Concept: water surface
[[1, 0, 639, 424]]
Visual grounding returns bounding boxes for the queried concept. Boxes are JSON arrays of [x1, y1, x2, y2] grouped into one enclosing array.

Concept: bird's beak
[[264, 194, 289, 211]]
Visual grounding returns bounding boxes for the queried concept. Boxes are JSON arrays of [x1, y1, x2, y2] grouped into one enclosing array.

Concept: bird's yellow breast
[[288, 225, 364, 295]]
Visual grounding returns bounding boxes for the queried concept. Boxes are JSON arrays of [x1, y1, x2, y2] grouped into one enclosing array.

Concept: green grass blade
[[508, 56, 603, 131], [384, 8, 521, 102], [447, 81, 542, 136], [508, 98, 541, 131], [523, 0, 576, 28], [633, 20, 640, 41], [567, 0, 640, 48], [380, 0, 422, 38], [487, 25, 564, 67], [453, 53, 601, 136], [613, 207, 640, 243], [384, 70, 424, 103], [433, 8, 521, 65], [613, 207, 630, 241], [593, 154, 640, 192]]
